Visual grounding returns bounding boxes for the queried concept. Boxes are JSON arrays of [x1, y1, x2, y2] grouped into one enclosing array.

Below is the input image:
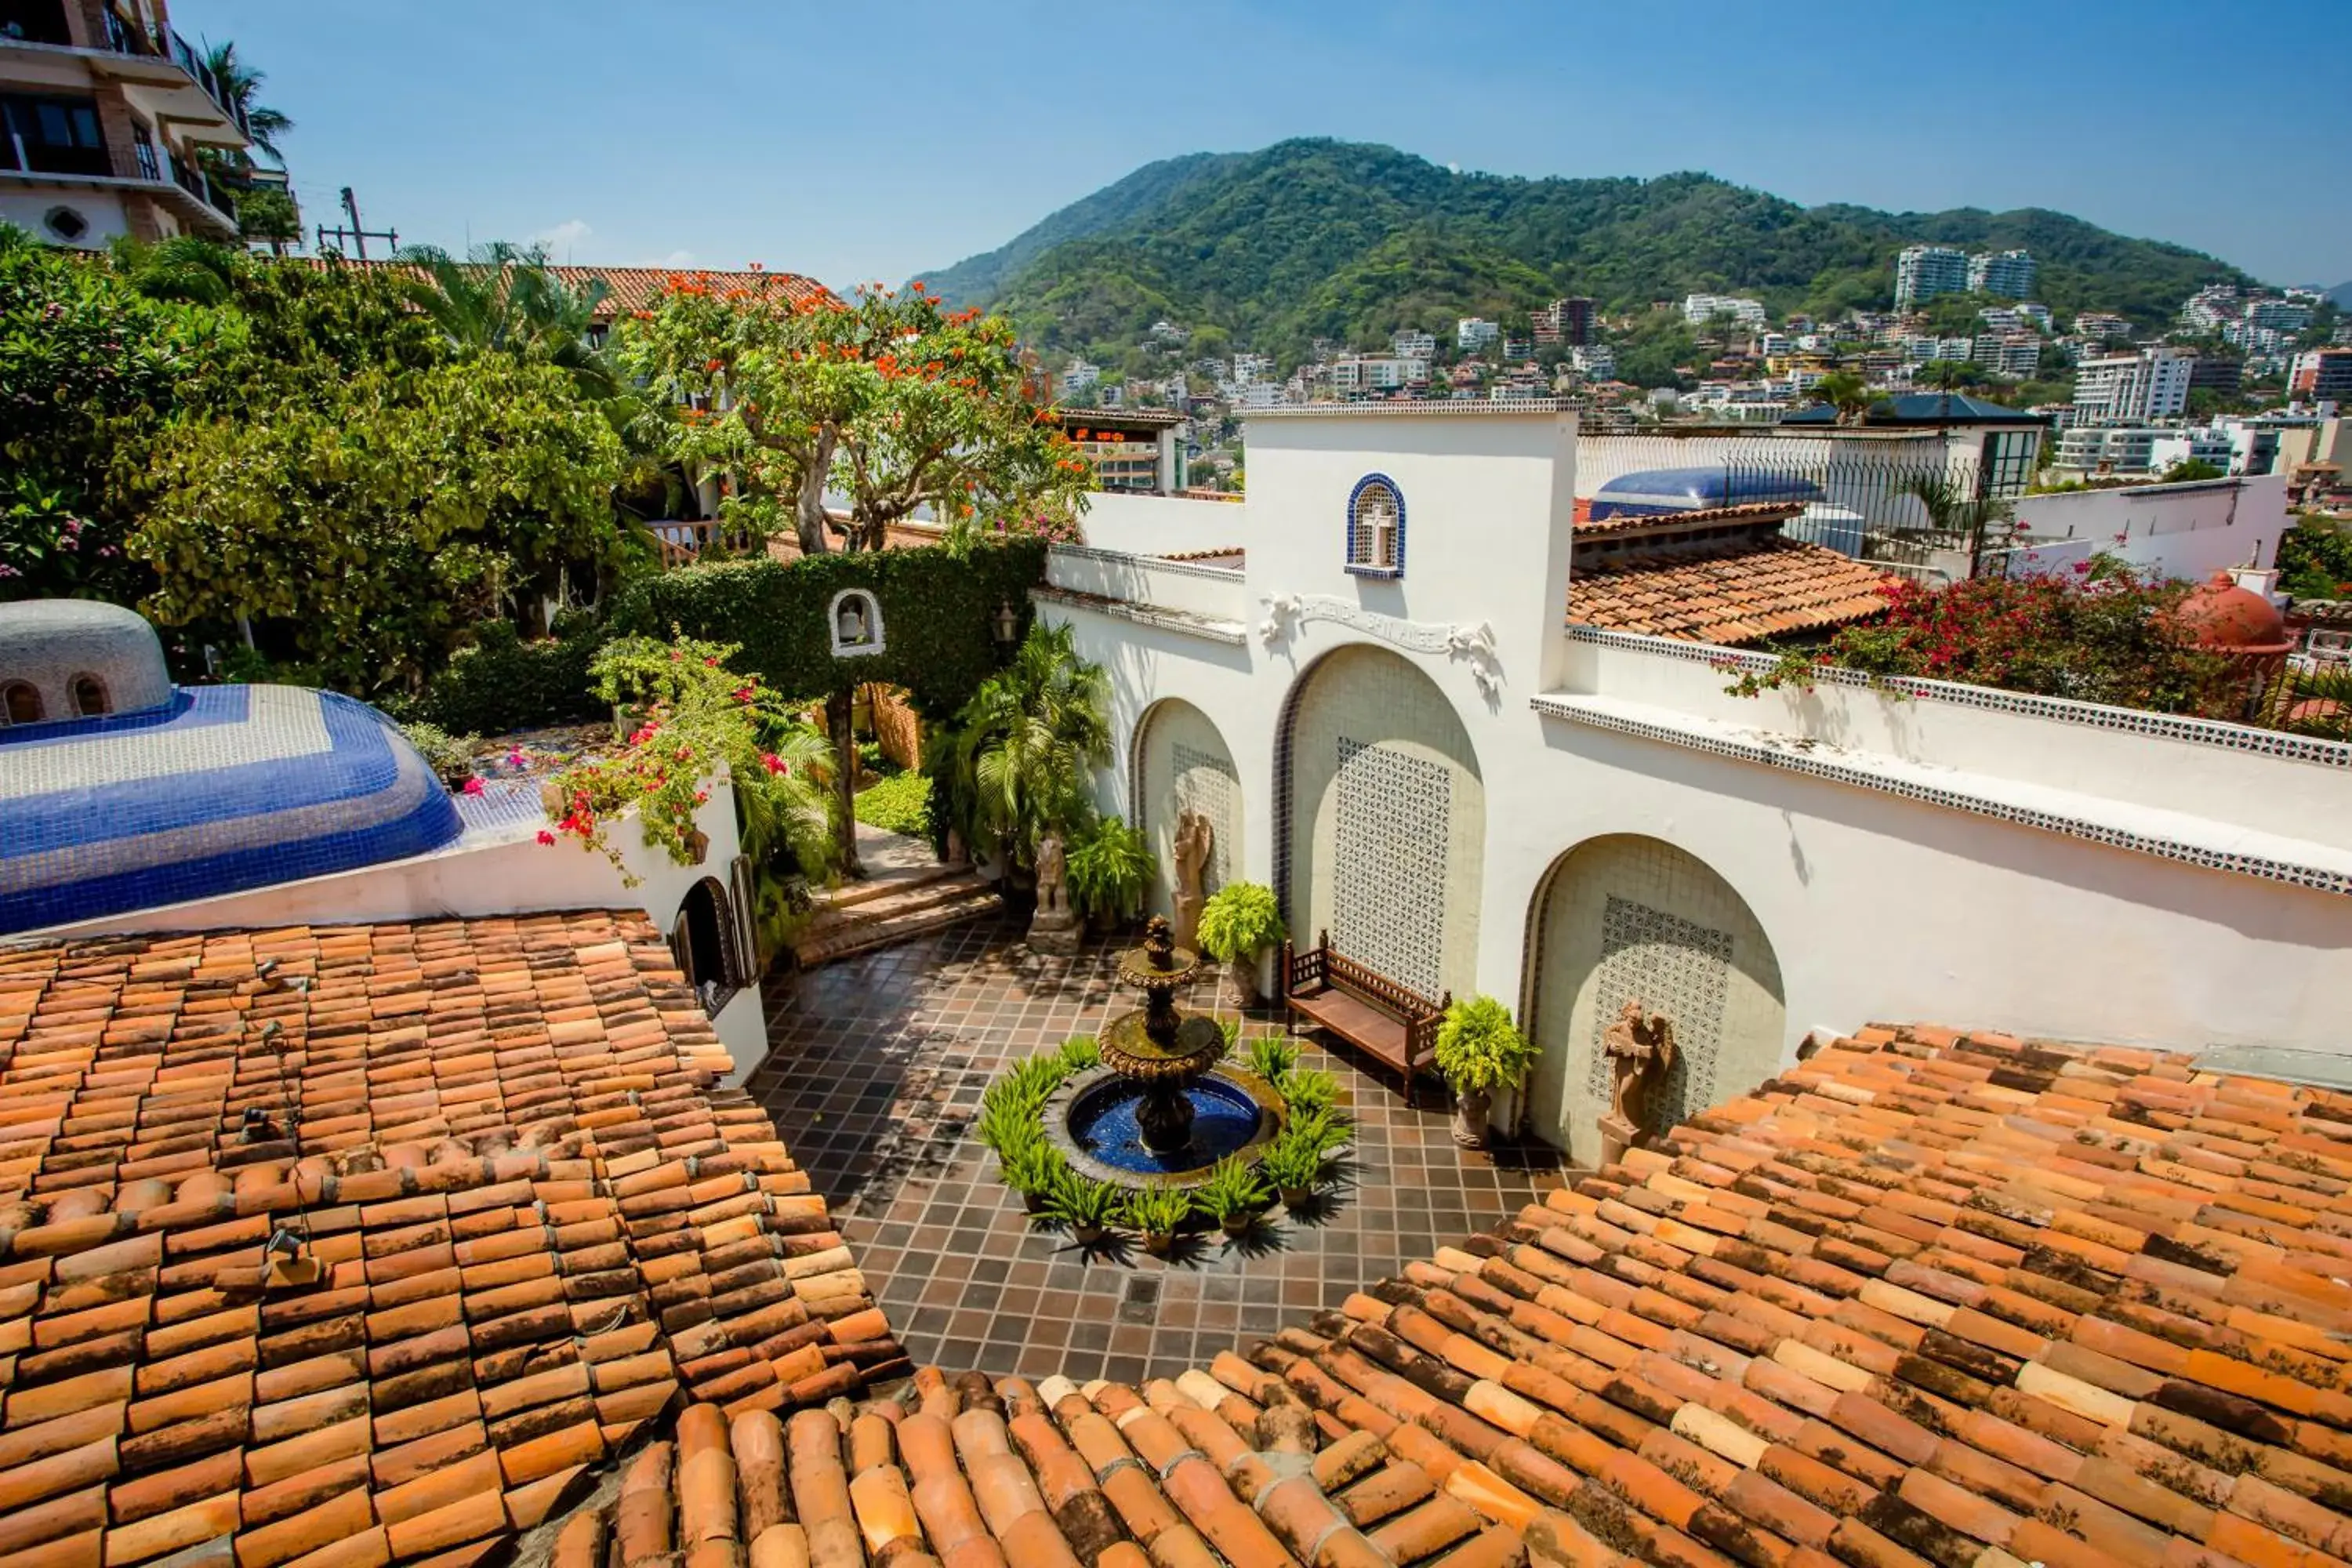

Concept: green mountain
[[915, 140, 2255, 371]]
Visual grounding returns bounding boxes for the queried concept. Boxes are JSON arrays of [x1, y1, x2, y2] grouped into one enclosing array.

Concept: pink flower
[[695, 789, 710, 804], [461, 776, 484, 796], [703, 657, 719, 666], [760, 753, 787, 775], [731, 686, 755, 702], [506, 748, 528, 770], [536, 829, 557, 845]]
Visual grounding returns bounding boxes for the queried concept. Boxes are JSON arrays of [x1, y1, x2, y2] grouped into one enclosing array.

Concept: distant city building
[[1967, 249, 2037, 299], [2249, 299, 2314, 333], [1972, 333, 2043, 378], [2074, 312, 2134, 342], [1502, 334, 1534, 362], [1330, 356, 1428, 397], [2188, 358, 2243, 396], [1147, 319, 1188, 344], [1530, 297, 1595, 347], [1570, 343, 1616, 379], [2180, 286, 2241, 334], [1232, 352, 1275, 384], [1894, 245, 1968, 310], [2074, 347, 2194, 424], [1061, 359, 1102, 396], [2292, 349, 2352, 401], [1392, 329, 1437, 360], [1759, 332, 1794, 359], [2016, 303, 2053, 331], [1682, 294, 1766, 328], [1456, 318, 1501, 351]]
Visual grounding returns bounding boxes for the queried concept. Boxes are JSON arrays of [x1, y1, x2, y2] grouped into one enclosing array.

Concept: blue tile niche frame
[[1345, 473, 1406, 579]]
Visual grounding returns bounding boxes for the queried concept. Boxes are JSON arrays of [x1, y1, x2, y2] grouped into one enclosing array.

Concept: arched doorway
[[1277, 644, 1483, 1005], [672, 876, 745, 1016], [1132, 699, 1242, 921], [1523, 835, 1785, 1163]]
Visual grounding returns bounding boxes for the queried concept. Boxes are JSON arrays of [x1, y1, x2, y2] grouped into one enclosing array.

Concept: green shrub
[[1065, 815, 1156, 924], [1196, 1156, 1267, 1223], [1247, 1036, 1299, 1086], [1124, 1185, 1192, 1235], [1058, 1035, 1102, 1072], [1003, 1141, 1066, 1197], [1196, 882, 1285, 962], [1262, 1120, 1337, 1194], [406, 618, 604, 734], [1435, 996, 1540, 1094], [397, 720, 477, 786], [1282, 1068, 1342, 1119], [855, 770, 934, 837], [1047, 1171, 1123, 1231]]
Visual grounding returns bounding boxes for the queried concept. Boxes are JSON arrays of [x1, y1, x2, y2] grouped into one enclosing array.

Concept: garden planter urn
[[1224, 956, 1261, 1009], [1452, 1087, 1493, 1149]]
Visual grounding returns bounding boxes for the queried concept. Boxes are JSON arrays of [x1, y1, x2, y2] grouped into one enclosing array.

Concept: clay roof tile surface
[[530, 1025, 2352, 1568], [0, 913, 898, 1566], [1569, 537, 1894, 644]]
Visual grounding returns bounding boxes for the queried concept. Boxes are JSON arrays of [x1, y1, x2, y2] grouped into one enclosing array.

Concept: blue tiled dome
[[0, 681, 464, 935]]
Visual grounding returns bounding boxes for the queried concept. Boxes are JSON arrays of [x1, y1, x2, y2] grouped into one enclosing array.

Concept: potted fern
[[1002, 1141, 1066, 1214], [1196, 882, 1285, 1007], [1247, 1035, 1299, 1087], [1065, 816, 1156, 931], [1197, 1156, 1268, 1238], [1261, 1119, 1336, 1208], [1048, 1171, 1123, 1244], [1433, 995, 1541, 1149], [1126, 1185, 1192, 1256]]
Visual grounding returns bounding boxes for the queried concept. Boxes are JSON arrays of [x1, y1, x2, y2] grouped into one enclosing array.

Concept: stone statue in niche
[[1029, 830, 1079, 954], [1170, 810, 1213, 952], [1597, 999, 1677, 1167]]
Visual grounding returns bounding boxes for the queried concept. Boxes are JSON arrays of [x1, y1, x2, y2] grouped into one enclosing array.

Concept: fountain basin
[[1047, 1066, 1283, 1189]]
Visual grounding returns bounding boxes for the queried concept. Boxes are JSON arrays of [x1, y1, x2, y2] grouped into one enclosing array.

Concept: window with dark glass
[[2, 682, 43, 726], [71, 673, 110, 717], [2, 94, 111, 177]]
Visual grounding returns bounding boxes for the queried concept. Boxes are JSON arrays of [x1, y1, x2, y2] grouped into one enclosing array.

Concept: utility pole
[[315, 186, 398, 259]]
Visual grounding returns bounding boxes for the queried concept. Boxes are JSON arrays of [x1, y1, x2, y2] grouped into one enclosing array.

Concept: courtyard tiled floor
[[749, 913, 1566, 1386]]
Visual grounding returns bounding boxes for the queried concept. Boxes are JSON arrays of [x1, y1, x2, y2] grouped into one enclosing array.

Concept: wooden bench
[[1279, 929, 1448, 1106]]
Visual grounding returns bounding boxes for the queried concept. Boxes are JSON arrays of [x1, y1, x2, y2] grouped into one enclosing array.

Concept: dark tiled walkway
[[749, 914, 1566, 1386]]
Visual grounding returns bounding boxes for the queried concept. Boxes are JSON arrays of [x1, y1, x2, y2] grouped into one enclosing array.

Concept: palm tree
[[199, 41, 292, 166], [107, 234, 238, 306], [397, 242, 620, 399], [936, 622, 1111, 881], [1811, 371, 1874, 427], [1898, 472, 2013, 578]]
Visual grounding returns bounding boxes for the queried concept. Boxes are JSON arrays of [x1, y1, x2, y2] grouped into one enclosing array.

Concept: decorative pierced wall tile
[[1583, 895, 1733, 1128], [1171, 742, 1236, 890], [1331, 737, 1448, 998]]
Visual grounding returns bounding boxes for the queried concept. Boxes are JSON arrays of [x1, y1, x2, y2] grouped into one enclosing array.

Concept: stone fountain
[[1047, 916, 1281, 1188]]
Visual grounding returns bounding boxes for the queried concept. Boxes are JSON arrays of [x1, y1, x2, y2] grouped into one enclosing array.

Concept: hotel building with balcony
[[1, 0, 252, 246]]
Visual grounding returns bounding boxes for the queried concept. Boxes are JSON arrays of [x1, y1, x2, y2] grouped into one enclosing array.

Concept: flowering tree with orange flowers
[[615, 274, 1090, 557]]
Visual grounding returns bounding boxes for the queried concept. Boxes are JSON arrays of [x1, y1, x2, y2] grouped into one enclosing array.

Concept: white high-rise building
[[1967, 249, 2036, 299], [1682, 294, 1766, 328], [1392, 329, 1438, 360], [1456, 318, 1501, 351], [1895, 245, 1969, 310], [2074, 347, 2194, 424]]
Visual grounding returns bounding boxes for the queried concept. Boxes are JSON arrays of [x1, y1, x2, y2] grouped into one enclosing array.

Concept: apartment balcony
[[0, 2, 251, 146], [0, 125, 239, 237]]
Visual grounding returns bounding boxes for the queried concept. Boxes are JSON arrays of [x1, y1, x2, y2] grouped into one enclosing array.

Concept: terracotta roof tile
[[1568, 538, 1894, 645], [481, 1026, 2352, 1568], [0, 913, 899, 1565]]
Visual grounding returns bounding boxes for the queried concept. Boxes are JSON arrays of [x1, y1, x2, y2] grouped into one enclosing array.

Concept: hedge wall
[[605, 538, 1049, 717], [398, 620, 606, 735]]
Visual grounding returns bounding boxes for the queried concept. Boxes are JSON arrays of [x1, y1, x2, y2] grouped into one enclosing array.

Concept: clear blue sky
[[193, 0, 2347, 292]]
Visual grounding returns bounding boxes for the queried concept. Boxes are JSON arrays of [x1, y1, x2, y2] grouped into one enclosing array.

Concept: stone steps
[[791, 869, 1000, 967]]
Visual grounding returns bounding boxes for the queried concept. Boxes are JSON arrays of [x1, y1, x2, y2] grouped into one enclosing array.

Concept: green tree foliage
[[933, 621, 1109, 879], [615, 278, 1088, 557], [1809, 371, 1874, 426], [0, 229, 217, 602], [136, 351, 627, 692], [927, 140, 2251, 367], [2278, 521, 2352, 601], [398, 242, 621, 399]]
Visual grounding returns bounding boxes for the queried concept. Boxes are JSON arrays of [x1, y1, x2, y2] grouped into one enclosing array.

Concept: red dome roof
[[2179, 570, 2294, 655]]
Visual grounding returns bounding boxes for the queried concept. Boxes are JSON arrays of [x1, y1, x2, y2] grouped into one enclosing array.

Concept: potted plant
[[1261, 1122, 1331, 1209], [1247, 1036, 1299, 1087], [1048, 1171, 1123, 1244], [1196, 1156, 1268, 1238], [1065, 816, 1156, 932], [1281, 1067, 1342, 1120], [1433, 995, 1541, 1149], [1126, 1185, 1192, 1255], [1003, 1141, 1066, 1214], [1196, 882, 1285, 1007], [400, 721, 480, 791]]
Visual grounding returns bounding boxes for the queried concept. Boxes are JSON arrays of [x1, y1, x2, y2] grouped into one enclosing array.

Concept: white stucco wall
[[1036, 405, 2352, 1149], [2005, 474, 2288, 582]]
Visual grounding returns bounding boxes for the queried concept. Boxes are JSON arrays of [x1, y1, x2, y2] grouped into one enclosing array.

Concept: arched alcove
[[1131, 699, 1243, 923], [1276, 642, 1483, 1004], [1521, 834, 1786, 1162], [672, 876, 744, 1015]]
